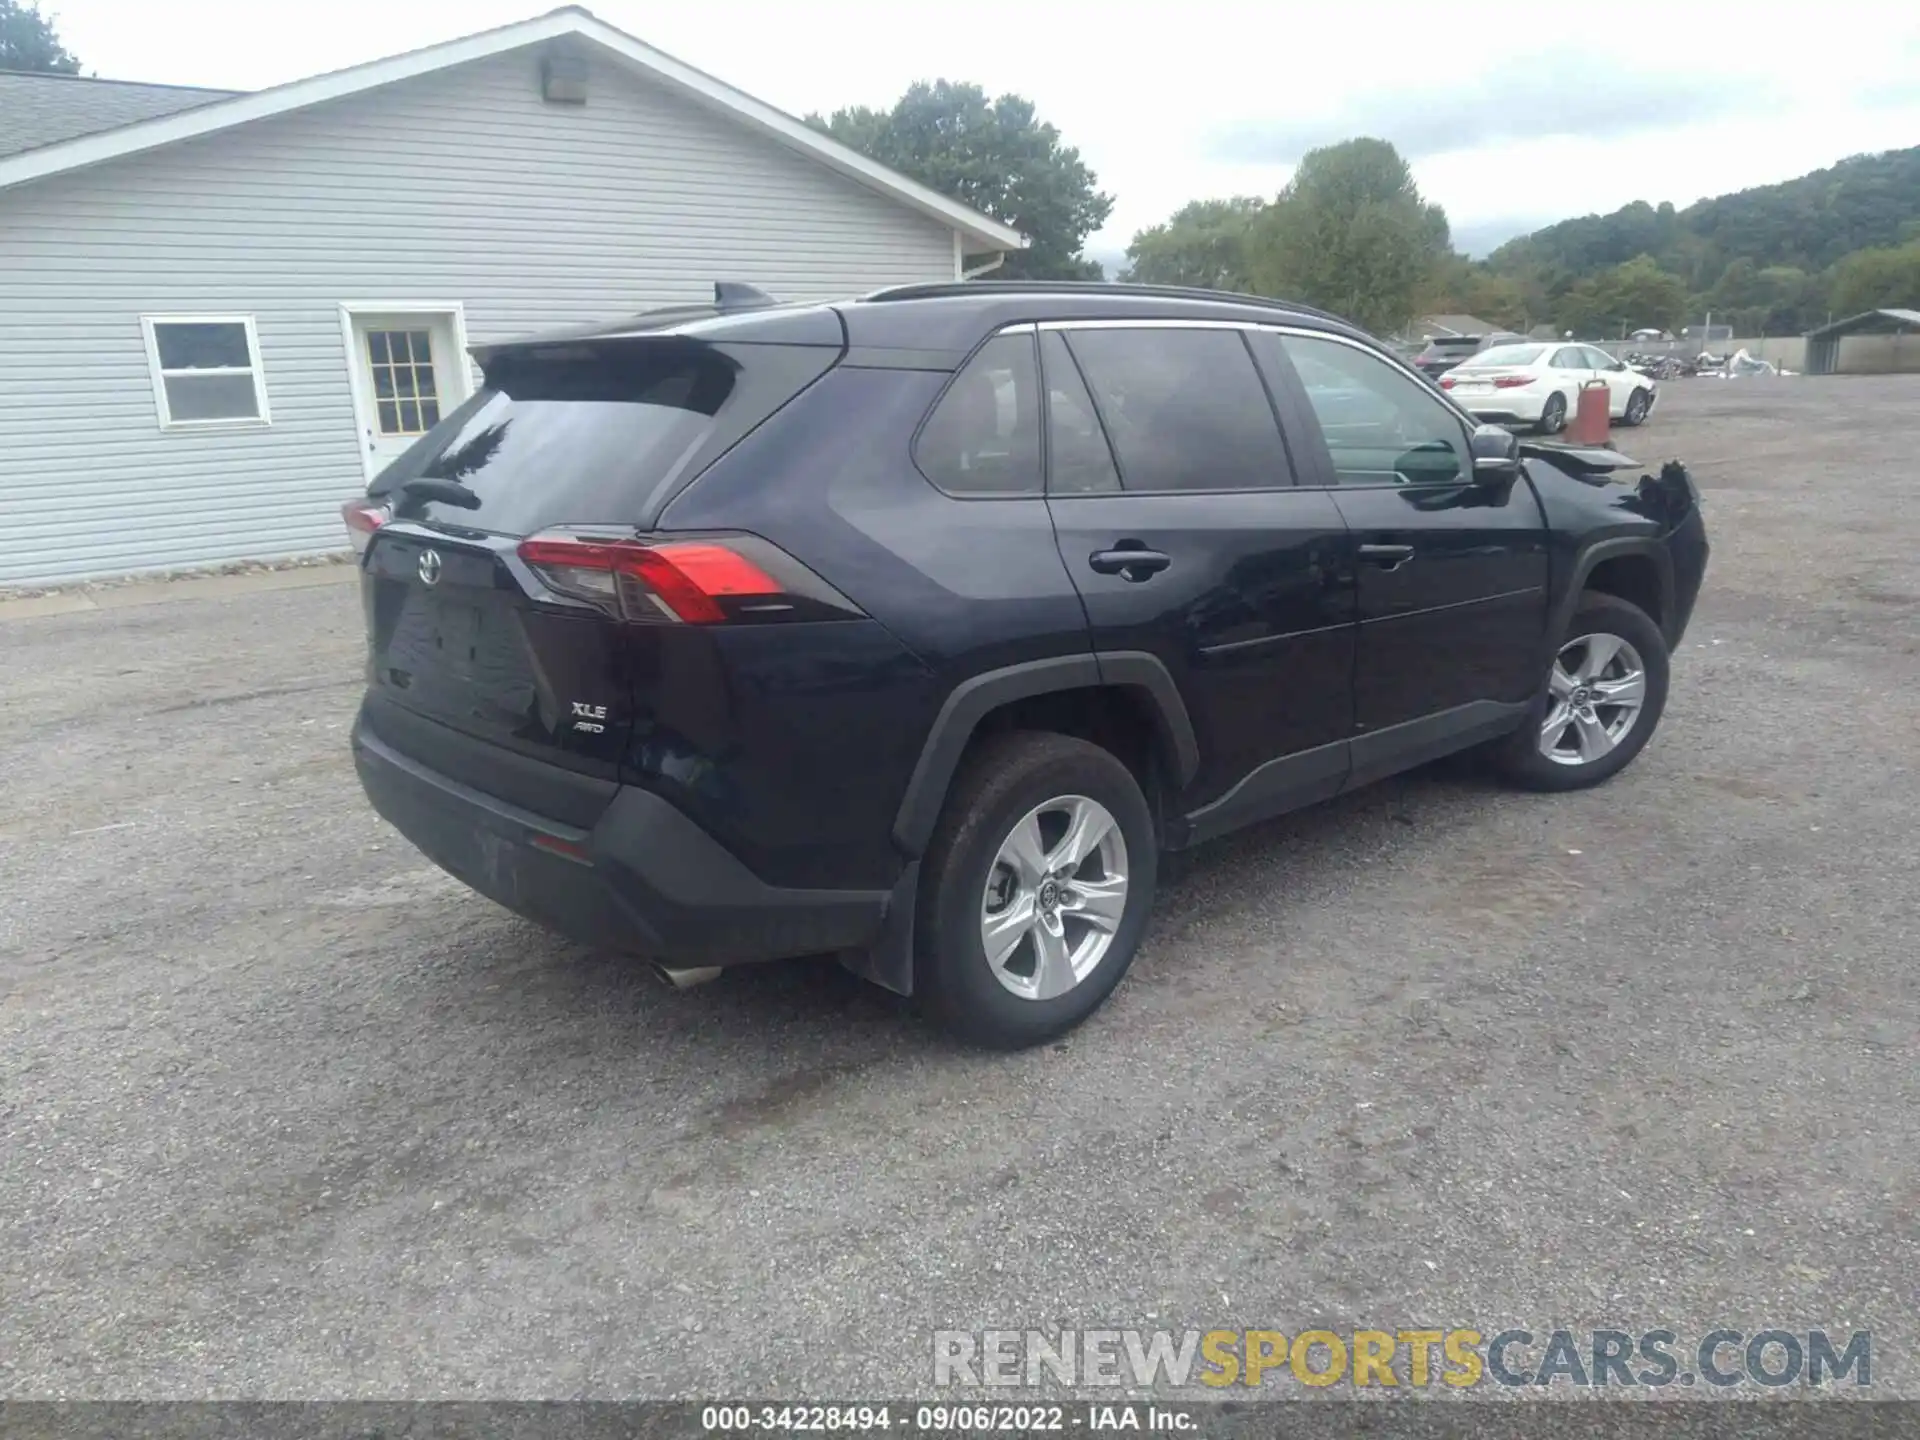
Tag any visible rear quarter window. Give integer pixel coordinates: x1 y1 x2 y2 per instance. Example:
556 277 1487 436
913 332 1043 496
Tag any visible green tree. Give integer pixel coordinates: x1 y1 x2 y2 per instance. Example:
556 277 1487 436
1558 255 1688 336
809 81 1112 280
0 0 80 72
1709 260 1822 333
1246 138 1450 334
1827 240 1920 316
1486 145 1920 300
1120 197 1267 290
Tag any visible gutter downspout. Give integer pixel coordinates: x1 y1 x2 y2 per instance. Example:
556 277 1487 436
962 253 1007 280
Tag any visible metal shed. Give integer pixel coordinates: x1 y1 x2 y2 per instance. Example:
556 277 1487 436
1804 308 1920 375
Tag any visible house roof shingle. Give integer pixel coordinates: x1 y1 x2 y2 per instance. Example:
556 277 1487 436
0 70 241 161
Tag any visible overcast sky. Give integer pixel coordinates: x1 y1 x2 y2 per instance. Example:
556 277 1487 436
43 0 1920 265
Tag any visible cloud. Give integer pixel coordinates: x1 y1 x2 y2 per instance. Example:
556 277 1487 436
1206 52 1786 165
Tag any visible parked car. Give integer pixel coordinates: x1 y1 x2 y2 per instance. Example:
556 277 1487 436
1411 331 1528 380
1439 341 1659 432
343 281 1709 1048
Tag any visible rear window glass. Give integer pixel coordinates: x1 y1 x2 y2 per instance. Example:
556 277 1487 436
1466 345 1546 367
372 347 739 534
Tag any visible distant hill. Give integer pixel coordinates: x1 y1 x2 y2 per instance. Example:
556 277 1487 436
1485 145 1920 291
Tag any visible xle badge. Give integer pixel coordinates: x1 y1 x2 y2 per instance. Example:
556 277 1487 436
570 701 608 734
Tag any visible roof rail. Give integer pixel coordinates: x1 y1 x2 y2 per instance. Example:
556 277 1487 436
861 279 1356 328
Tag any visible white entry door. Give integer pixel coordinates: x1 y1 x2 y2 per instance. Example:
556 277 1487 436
343 307 469 476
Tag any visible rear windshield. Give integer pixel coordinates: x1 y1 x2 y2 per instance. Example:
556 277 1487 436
369 339 835 534
1463 344 1546 367
1424 337 1482 351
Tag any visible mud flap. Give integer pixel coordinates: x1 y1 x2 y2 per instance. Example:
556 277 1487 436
837 861 919 995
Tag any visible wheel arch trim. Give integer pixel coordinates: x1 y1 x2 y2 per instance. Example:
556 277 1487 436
890 651 1199 858
1555 536 1677 648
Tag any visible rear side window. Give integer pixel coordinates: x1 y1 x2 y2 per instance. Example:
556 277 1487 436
1063 328 1292 492
1038 331 1120 495
372 341 835 534
915 332 1043 496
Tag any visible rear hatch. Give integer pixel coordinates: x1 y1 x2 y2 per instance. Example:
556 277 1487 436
1415 338 1481 376
352 311 845 802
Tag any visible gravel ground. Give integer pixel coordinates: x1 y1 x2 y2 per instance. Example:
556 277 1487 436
3 376 1917 1402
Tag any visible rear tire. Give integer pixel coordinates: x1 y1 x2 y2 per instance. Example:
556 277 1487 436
1492 592 1669 792
915 732 1157 1049
1537 391 1568 435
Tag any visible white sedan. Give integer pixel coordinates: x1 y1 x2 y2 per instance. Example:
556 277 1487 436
1437 342 1658 433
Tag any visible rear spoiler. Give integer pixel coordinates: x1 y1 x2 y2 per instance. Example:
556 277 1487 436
469 282 829 367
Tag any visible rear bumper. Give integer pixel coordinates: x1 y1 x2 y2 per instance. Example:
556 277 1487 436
351 705 891 964
1461 392 1548 424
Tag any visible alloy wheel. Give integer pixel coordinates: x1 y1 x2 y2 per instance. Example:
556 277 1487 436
1539 633 1648 766
980 795 1129 1001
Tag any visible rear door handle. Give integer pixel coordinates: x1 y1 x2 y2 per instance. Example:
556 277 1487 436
1357 543 1415 570
1089 547 1172 580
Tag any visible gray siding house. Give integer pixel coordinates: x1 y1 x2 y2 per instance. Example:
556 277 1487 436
0 8 1022 585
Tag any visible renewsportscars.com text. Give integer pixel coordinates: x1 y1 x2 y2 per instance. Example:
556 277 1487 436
933 1327 1872 1390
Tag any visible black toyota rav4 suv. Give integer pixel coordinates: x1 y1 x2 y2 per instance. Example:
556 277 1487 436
347 281 1708 1048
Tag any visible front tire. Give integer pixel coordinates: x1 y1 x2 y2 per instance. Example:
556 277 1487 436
1537 391 1568 435
915 732 1157 1048
1492 592 1670 792
1622 388 1652 426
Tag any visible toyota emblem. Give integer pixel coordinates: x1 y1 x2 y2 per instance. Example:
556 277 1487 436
417 549 442 587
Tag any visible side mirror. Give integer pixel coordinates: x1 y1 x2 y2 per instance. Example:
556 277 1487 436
1469 424 1522 484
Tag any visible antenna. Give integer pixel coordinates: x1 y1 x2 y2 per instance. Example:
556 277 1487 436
714 282 778 310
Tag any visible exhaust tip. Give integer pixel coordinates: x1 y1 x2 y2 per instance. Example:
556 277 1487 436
652 962 724 991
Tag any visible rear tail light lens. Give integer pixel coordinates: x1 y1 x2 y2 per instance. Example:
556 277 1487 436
1438 377 1456 389
515 531 863 625
341 498 390 555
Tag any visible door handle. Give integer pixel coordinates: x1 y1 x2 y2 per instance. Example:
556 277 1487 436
1089 547 1172 580
1357 543 1416 570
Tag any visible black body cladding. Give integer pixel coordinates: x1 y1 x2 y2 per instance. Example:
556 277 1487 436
350 282 1707 996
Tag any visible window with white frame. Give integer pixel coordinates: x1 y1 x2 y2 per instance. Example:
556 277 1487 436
141 316 270 427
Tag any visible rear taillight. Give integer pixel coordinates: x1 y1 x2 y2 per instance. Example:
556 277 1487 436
1493 375 1533 389
515 531 863 625
1438 377 1456 389
341 498 390 555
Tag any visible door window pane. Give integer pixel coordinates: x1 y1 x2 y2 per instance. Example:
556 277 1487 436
1039 331 1120 495
1063 327 1292 491
366 328 441 436
914 332 1043 496
1277 333 1467 486
1551 347 1585 369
